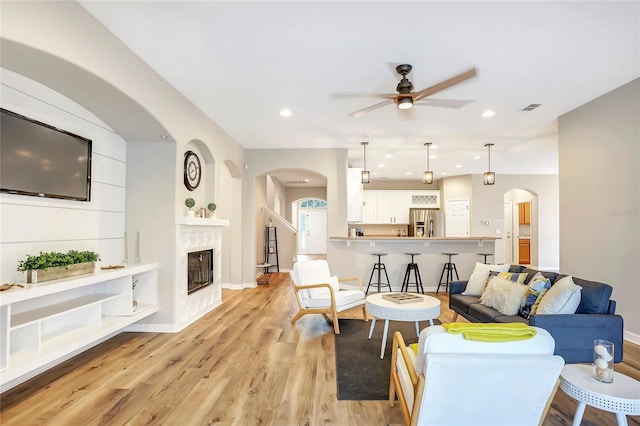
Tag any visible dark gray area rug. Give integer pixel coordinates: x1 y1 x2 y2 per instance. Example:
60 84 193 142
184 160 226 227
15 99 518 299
334 318 440 400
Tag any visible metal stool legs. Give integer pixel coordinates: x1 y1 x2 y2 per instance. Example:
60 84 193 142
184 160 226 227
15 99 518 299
366 253 392 294
437 253 459 294
401 253 424 294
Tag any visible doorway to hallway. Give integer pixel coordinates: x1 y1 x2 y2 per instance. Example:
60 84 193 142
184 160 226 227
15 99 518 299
296 199 327 255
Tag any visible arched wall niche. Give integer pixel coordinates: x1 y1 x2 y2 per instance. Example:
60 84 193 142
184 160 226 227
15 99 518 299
0 38 172 143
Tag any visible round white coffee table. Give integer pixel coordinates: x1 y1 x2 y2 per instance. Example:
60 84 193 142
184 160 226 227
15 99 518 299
559 364 640 426
365 292 441 359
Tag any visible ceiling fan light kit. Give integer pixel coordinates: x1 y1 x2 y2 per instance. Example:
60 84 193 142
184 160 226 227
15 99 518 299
397 97 413 110
483 143 496 185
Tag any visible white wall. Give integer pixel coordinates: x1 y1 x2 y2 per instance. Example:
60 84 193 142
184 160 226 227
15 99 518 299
0 69 127 282
558 78 639 341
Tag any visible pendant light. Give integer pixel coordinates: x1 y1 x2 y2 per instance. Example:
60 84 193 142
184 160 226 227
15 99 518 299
361 141 370 184
422 142 433 184
483 143 496 185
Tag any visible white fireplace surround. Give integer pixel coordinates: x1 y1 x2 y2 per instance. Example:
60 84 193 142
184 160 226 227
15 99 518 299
175 216 229 330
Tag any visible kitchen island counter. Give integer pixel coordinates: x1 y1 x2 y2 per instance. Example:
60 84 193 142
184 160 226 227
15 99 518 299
327 236 502 292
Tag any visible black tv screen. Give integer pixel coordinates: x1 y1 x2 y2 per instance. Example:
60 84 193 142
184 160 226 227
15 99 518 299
1 108 92 201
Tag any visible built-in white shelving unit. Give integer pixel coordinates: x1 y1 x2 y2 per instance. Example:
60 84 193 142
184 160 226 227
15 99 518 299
0 263 158 392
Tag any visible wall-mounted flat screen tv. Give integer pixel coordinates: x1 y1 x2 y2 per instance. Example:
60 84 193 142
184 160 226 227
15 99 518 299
1 108 92 201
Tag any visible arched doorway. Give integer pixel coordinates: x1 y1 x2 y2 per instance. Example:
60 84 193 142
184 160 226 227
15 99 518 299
294 198 328 255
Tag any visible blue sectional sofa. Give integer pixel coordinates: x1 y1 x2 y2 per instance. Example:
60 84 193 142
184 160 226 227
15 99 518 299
448 266 624 364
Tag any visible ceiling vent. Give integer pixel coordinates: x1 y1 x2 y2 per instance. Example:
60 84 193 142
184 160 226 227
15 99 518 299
521 103 541 111
285 181 308 185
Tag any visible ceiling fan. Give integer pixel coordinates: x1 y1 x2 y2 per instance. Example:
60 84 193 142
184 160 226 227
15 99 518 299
333 64 477 118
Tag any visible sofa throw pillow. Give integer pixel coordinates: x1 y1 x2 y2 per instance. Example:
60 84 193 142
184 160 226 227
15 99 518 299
518 272 552 319
308 275 340 298
536 275 582 315
495 271 528 284
480 276 529 316
462 262 510 296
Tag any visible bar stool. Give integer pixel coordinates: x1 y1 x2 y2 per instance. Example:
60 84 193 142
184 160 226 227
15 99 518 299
366 253 392 294
478 253 493 264
437 253 459 294
401 253 424 294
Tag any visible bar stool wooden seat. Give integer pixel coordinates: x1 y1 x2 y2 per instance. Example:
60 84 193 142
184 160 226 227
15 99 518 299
437 253 459 294
401 253 424 294
366 253 392 294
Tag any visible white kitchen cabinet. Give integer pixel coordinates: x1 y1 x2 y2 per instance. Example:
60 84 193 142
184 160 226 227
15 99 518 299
362 190 377 223
347 168 364 222
407 190 441 209
0 263 158 392
361 190 414 224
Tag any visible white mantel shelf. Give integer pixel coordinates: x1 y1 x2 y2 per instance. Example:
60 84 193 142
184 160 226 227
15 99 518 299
175 216 229 226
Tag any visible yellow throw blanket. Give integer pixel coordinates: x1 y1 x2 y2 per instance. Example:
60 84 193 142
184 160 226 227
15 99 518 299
442 322 537 342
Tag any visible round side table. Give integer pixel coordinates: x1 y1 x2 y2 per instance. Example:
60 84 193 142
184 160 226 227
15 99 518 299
559 364 640 426
365 292 440 359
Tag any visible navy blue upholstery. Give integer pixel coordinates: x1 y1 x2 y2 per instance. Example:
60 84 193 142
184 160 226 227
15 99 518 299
449 266 624 364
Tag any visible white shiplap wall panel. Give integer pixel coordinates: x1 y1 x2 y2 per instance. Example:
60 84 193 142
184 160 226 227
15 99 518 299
1 204 124 243
92 154 126 187
0 69 127 282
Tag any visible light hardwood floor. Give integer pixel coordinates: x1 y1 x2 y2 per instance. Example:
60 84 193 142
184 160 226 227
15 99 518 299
1 273 638 425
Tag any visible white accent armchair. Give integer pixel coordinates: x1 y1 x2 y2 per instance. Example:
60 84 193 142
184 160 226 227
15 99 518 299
289 260 367 334
389 325 564 426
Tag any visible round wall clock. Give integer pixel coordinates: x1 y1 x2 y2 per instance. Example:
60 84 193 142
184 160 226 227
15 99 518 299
183 150 201 191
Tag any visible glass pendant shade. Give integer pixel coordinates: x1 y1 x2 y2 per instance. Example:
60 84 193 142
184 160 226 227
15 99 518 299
483 143 495 185
423 142 433 184
361 141 370 184
483 171 495 185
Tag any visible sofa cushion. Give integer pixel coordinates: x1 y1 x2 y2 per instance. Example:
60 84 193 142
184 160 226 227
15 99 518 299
571 277 613 314
480 276 528 316
450 294 479 315
494 315 529 324
468 303 504 323
537 275 581 314
462 263 510 296
302 289 363 308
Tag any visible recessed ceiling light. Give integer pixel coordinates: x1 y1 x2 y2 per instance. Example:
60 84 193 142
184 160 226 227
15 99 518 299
441 172 448 176
473 156 481 160
378 164 385 168
372 172 379 175
430 155 437 159
304 179 310 182
280 109 292 117
455 165 462 168
385 154 393 159
405 172 412 175
481 110 495 118
160 135 168 140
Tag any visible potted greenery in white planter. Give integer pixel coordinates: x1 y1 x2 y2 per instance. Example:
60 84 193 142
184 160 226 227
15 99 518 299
185 197 196 217
207 202 217 218
17 250 101 284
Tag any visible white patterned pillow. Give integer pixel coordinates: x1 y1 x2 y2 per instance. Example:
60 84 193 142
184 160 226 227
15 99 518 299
462 262 510 296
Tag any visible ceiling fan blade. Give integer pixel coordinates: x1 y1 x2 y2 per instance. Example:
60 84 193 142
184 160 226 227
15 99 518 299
332 92 397 99
348 99 395 118
397 107 416 121
413 98 475 108
413 68 477 102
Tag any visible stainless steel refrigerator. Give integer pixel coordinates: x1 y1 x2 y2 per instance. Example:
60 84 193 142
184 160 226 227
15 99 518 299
409 208 440 237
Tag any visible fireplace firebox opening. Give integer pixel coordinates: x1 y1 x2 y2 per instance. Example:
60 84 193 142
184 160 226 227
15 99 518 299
187 249 214 295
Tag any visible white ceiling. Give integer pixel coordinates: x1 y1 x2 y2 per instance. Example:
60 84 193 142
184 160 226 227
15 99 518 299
80 1 639 184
